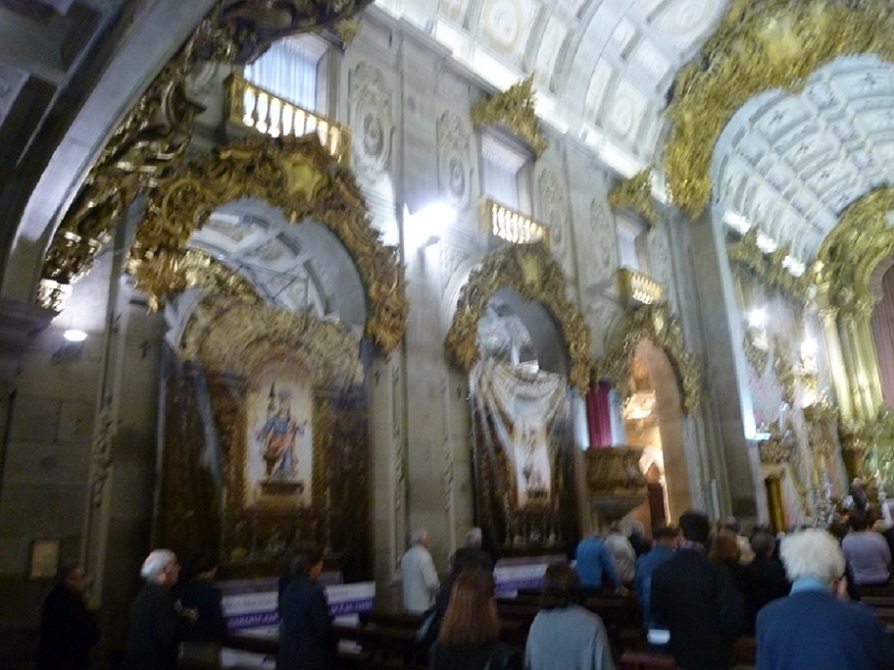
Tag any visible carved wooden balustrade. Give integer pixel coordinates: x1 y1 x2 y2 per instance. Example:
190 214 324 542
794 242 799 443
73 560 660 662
478 197 549 246
226 73 351 164
585 447 648 522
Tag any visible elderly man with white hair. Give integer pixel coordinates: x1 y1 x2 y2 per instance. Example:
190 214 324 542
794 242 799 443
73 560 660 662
400 529 440 613
126 549 192 670
756 529 894 670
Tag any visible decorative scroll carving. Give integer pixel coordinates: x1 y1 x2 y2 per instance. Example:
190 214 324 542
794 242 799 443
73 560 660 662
608 169 660 227
772 336 797 405
38 0 374 313
585 447 647 522
438 111 472 210
445 243 590 391
663 0 894 216
816 187 894 314
129 135 407 354
728 229 811 304
349 62 393 179
89 406 118 508
538 169 568 256
593 303 701 413
471 75 548 159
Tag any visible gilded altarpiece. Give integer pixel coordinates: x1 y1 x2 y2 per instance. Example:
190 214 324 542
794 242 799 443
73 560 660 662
159 297 371 580
469 359 577 557
732 258 847 526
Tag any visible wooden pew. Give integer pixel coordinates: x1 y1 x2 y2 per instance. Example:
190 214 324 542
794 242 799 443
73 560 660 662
617 651 677 669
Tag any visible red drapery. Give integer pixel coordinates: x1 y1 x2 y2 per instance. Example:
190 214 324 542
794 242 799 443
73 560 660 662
587 380 613 448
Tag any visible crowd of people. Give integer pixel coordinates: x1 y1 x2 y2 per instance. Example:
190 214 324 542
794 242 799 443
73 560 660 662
33 511 894 670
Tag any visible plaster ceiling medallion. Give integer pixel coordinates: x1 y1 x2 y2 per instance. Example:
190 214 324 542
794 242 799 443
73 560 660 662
713 54 894 268
481 0 536 60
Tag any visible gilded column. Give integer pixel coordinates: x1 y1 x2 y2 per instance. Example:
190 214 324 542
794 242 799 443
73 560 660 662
837 297 883 422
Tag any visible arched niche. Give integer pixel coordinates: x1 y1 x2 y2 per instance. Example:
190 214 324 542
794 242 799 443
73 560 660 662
128 134 407 355
445 242 590 391
634 339 689 521
594 302 701 414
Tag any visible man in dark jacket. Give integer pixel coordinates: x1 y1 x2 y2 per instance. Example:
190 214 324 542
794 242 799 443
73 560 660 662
126 549 191 670
651 511 745 670
36 563 100 670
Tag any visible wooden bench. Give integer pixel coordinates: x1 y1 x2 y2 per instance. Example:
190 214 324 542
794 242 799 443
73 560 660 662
617 651 677 669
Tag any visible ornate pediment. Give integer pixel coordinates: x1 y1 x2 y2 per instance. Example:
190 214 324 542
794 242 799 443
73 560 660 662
471 76 548 159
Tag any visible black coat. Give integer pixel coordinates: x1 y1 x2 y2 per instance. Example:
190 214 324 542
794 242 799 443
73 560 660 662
126 582 183 670
651 548 745 670
180 578 227 644
276 577 336 670
36 585 100 670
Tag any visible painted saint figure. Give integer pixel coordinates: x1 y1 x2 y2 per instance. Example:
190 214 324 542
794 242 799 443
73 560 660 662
259 387 306 478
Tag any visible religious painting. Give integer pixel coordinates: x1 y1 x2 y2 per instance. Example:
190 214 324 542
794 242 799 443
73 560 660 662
511 420 551 508
246 361 314 508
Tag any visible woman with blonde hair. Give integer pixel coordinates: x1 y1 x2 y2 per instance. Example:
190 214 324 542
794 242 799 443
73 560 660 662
429 567 521 670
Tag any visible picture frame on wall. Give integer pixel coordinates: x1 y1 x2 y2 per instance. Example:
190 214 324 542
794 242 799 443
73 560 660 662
28 538 61 580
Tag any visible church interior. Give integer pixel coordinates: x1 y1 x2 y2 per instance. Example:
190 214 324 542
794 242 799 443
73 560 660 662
2 0 894 665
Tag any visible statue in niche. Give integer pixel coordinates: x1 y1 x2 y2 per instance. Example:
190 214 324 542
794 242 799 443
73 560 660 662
259 386 307 479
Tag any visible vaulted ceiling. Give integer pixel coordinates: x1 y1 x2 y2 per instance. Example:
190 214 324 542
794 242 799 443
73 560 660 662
380 0 894 273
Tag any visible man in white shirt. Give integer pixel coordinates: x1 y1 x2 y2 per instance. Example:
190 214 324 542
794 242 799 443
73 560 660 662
400 529 440 613
604 521 637 585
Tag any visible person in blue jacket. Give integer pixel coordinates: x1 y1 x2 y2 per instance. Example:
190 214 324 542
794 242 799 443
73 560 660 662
756 528 894 670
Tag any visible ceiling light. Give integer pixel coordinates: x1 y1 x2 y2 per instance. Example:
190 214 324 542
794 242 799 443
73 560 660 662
63 329 88 342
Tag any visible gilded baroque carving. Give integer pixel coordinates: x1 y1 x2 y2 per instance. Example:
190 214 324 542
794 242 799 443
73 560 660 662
585 447 648 521
593 303 701 413
663 0 894 215
349 62 392 178
38 0 374 313
437 111 472 210
445 243 590 391
743 330 770 377
181 295 364 387
471 75 548 159
607 169 659 227
180 248 264 304
215 0 375 64
334 16 362 48
129 135 408 354
816 187 894 316
729 229 811 304
772 336 797 405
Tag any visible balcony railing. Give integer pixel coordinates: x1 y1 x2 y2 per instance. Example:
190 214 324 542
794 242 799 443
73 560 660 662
226 74 351 163
617 267 665 307
479 198 548 246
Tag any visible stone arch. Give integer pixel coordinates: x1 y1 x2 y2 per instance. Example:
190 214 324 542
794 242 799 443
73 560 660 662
445 242 590 391
127 134 407 354
635 339 690 519
593 302 701 414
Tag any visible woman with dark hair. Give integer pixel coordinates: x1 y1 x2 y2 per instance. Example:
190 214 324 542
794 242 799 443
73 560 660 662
524 563 615 670
708 529 749 597
429 567 521 670
276 543 337 670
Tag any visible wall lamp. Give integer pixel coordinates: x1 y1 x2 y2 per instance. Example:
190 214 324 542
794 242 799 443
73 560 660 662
52 329 88 364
